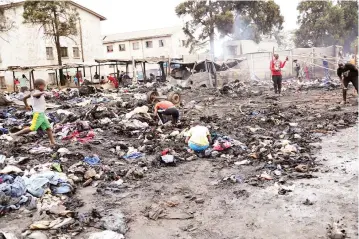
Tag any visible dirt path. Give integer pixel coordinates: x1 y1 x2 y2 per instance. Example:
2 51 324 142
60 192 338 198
105 125 357 239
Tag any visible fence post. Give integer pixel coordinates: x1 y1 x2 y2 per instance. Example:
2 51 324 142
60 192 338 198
290 50 293 77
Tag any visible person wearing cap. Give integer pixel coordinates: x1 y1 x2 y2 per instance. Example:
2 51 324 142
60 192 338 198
337 61 358 104
153 100 179 125
270 54 288 95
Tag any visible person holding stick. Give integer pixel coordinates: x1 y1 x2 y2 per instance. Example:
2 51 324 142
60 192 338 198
337 61 358 104
270 54 288 95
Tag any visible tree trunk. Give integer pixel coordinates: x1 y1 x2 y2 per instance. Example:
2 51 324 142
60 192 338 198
209 30 215 57
208 0 215 57
53 10 65 86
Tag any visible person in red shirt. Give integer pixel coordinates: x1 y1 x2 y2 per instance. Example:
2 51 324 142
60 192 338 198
270 54 288 94
154 100 179 125
107 75 119 88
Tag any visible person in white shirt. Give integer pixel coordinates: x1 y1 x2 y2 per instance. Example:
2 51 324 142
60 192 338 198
12 79 55 145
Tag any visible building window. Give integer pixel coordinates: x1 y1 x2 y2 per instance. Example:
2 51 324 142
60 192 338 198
182 40 186 47
159 40 164 47
119 44 126 51
145 41 153 48
133 42 139 50
73 47 80 58
107 45 113 53
109 65 114 68
60 47 68 58
46 47 54 60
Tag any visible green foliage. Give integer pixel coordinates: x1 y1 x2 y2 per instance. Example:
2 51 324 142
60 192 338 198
23 1 79 85
175 0 283 54
23 1 79 38
232 1 283 43
295 0 358 51
175 0 233 53
0 1 15 33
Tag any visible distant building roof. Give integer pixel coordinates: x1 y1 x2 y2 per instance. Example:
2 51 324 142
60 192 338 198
103 26 183 44
0 1 106 21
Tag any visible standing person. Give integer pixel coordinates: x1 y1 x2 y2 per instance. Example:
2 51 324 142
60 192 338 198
19 74 29 92
293 60 301 78
322 56 330 80
73 76 79 87
153 100 179 125
337 62 358 104
270 54 288 94
14 78 20 92
94 72 99 80
185 121 211 153
12 79 55 145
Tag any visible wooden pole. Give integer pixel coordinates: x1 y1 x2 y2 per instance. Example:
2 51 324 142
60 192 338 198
211 61 217 87
132 57 136 84
28 71 32 90
98 63 101 79
143 62 146 81
31 70 35 89
90 66 93 82
12 71 15 92
55 70 59 87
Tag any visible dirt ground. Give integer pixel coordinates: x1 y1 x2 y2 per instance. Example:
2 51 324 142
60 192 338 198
76 125 357 239
0 82 358 239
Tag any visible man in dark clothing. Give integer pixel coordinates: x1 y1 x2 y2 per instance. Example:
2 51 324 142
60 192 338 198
270 54 288 94
94 72 99 80
337 62 358 104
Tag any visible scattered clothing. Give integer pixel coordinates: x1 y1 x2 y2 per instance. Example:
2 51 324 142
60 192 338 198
84 155 101 165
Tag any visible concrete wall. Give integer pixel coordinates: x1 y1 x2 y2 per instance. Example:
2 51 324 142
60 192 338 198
102 29 190 76
0 4 104 90
223 40 278 60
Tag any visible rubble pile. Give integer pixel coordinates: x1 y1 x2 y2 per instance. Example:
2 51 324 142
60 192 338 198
0 78 357 238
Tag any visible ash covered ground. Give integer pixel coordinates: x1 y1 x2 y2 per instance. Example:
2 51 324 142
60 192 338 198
0 79 358 239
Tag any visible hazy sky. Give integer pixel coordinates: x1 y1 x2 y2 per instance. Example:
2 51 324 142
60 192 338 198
75 0 300 35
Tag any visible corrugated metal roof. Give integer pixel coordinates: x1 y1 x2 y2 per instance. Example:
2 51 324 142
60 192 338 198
103 26 183 44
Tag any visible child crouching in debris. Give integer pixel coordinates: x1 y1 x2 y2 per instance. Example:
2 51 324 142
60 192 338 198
185 121 211 153
12 79 56 145
337 62 358 104
154 100 179 125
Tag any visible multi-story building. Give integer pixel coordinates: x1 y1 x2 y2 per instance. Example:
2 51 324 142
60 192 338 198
102 26 191 76
0 1 106 89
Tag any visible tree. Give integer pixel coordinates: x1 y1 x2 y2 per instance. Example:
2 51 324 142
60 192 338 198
23 1 79 85
295 0 358 52
0 0 15 35
175 0 283 55
232 1 283 43
339 0 358 52
175 1 233 55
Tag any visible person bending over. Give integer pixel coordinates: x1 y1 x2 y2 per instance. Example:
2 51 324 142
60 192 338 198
185 122 211 153
154 100 179 125
337 62 358 104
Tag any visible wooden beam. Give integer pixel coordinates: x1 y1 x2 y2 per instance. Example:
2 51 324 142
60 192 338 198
12 71 15 92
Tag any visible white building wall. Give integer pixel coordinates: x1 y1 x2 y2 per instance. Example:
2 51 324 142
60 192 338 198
102 29 191 76
0 4 104 89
